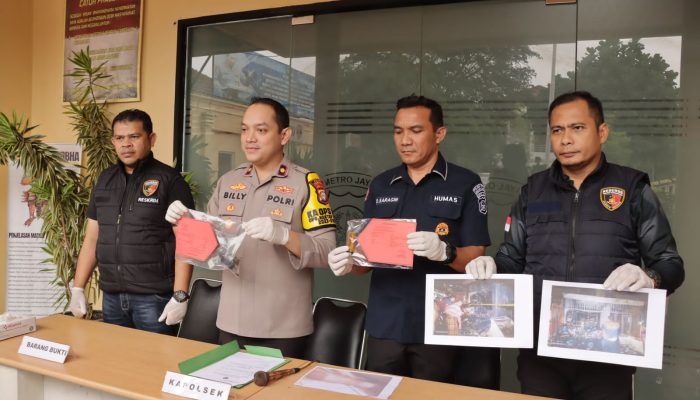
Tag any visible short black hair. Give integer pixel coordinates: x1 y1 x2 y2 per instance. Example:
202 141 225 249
112 109 153 134
396 95 444 129
548 91 605 127
250 97 290 130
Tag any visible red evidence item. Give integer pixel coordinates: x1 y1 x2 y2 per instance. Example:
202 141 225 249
175 216 219 262
357 219 416 267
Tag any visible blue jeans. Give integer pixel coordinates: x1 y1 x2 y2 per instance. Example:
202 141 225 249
102 292 177 336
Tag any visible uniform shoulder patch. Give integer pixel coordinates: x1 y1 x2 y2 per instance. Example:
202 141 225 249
600 187 625 211
302 172 336 231
472 183 487 215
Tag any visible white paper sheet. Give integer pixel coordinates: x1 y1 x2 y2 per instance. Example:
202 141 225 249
295 366 401 399
425 274 533 348
189 352 285 386
538 280 666 369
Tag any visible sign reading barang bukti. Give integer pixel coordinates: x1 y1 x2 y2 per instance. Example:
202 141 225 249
63 0 142 102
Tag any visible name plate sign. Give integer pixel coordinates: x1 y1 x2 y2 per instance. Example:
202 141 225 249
162 371 231 400
18 336 70 363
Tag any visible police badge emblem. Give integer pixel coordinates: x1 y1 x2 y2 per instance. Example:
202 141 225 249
600 187 625 211
142 179 159 197
435 222 449 236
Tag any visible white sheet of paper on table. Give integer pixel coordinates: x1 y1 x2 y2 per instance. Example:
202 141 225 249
189 351 285 386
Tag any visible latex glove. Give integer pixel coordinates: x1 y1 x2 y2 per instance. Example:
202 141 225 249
166 200 190 225
407 231 447 261
466 256 496 279
328 246 354 276
70 287 87 318
242 217 289 245
603 263 654 292
158 298 188 325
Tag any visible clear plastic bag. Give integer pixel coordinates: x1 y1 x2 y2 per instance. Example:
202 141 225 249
346 218 415 270
176 209 245 273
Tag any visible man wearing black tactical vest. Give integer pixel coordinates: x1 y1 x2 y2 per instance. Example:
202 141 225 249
70 109 195 335
465 91 684 399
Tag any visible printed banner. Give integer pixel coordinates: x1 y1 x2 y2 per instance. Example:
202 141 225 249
63 0 142 102
6 144 82 316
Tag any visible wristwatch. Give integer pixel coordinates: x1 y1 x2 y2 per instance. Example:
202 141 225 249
173 290 190 303
644 268 661 289
442 242 457 265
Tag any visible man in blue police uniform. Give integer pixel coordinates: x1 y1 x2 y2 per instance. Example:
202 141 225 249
328 95 493 384
466 91 684 399
71 109 195 335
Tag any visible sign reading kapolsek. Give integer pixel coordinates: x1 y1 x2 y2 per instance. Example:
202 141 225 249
63 0 142 102
161 371 231 400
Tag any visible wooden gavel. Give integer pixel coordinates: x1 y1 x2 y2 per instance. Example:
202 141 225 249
253 360 314 386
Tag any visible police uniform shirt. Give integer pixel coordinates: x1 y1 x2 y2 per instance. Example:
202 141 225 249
208 158 336 338
364 152 491 343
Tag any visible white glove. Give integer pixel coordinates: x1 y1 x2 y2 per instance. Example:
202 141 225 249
242 217 289 245
158 298 188 325
407 231 447 262
166 200 190 225
328 246 354 276
466 256 496 279
603 263 654 292
70 287 87 318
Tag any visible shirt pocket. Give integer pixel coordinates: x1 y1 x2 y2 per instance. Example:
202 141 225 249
427 201 462 220
262 204 294 224
371 201 400 218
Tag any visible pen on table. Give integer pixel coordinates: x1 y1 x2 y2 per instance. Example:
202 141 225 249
253 359 315 386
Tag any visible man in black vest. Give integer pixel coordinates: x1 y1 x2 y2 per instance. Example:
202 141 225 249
70 109 195 335
467 91 684 399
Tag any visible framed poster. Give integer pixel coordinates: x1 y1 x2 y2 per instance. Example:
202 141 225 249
425 274 533 348
63 0 143 102
538 280 667 369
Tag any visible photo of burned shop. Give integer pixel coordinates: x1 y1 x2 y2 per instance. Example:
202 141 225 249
547 287 648 356
433 279 515 338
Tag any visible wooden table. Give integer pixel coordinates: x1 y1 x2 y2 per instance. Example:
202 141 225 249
245 362 550 400
0 314 264 399
0 314 550 400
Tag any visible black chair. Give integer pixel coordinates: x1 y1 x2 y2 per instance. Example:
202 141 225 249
306 297 367 369
453 347 500 390
177 278 222 344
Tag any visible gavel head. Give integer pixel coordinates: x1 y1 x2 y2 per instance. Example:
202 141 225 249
253 371 270 386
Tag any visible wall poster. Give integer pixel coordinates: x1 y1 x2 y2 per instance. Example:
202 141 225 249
63 0 143 102
6 144 82 316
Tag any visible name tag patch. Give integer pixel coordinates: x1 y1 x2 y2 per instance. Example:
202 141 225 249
376 196 399 205
431 195 462 205
137 197 160 204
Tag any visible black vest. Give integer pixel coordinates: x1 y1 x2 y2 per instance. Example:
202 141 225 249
524 159 648 301
92 154 180 294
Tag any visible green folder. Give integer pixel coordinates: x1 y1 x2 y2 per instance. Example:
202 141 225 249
178 341 290 388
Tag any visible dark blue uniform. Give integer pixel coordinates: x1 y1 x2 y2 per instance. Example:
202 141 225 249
363 153 491 383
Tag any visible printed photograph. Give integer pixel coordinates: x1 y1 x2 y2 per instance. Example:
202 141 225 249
546 286 648 356
432 278 515 338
